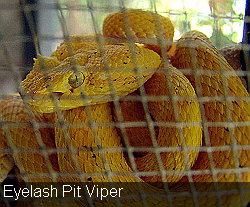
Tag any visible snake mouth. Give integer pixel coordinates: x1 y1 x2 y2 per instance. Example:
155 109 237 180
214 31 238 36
28 92 65 101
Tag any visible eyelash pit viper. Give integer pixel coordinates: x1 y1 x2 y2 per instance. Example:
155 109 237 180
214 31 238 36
0 8 249 207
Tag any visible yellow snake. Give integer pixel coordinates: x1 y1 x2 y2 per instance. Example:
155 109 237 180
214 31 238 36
0 9 249 207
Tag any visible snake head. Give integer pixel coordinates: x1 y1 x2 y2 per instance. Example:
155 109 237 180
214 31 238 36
20 43 161 113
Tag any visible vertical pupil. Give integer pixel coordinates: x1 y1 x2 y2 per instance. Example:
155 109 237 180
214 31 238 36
68 71 84 88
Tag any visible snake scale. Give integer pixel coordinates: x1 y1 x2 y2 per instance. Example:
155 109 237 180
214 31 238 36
0 9 250 207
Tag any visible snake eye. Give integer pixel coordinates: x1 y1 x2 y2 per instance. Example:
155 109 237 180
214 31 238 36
68 72 85 88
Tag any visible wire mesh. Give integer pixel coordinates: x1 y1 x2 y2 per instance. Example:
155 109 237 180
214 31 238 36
0 0 250 207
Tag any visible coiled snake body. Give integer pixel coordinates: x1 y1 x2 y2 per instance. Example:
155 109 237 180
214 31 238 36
0 9 250 207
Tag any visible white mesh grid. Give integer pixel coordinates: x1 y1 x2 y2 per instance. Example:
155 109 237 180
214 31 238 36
0 0 250 207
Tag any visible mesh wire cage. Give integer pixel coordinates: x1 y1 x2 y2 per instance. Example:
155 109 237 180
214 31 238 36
0 0 250 207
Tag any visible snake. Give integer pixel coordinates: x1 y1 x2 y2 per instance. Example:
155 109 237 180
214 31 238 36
0 8 249 207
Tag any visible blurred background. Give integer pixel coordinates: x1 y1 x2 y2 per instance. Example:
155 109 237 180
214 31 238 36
38 0 246 54
0 0 247 96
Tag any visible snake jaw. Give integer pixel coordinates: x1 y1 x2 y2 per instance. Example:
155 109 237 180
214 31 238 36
21 70 154 113
22 70 159 113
